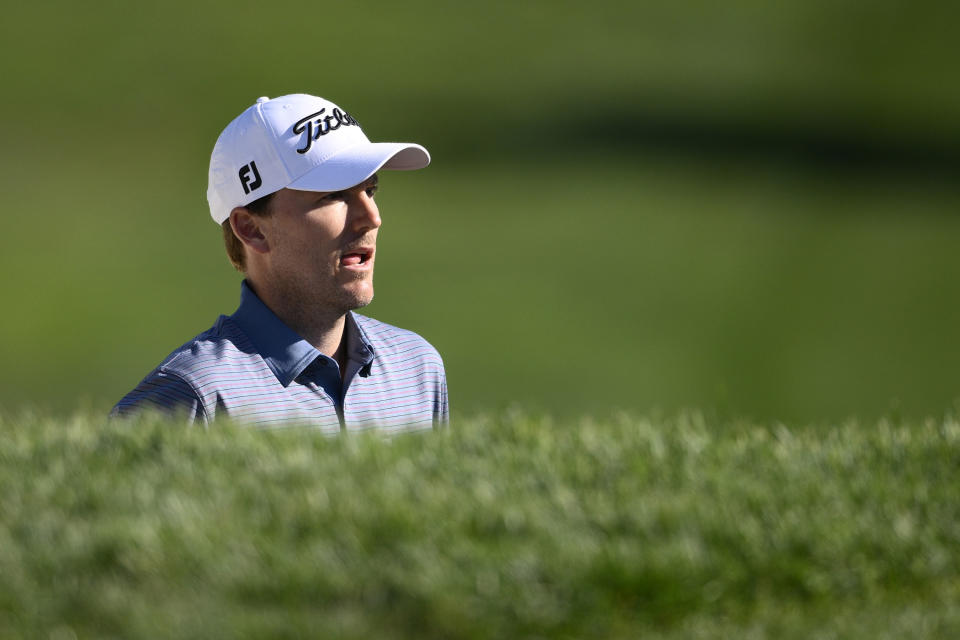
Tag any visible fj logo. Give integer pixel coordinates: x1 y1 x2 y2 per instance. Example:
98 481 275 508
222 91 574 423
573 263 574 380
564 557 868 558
239 161 262 195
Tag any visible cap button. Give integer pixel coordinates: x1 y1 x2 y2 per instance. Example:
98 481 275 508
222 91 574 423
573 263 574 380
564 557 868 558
256 96 270 104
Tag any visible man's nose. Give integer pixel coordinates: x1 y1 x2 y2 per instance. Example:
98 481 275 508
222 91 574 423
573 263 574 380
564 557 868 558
349 191 382 232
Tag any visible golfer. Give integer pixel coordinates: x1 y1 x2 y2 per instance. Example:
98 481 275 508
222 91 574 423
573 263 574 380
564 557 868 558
112 93 448 433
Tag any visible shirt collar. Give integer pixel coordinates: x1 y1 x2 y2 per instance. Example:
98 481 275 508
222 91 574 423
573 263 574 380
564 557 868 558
344 312 376 368
229 281 375 387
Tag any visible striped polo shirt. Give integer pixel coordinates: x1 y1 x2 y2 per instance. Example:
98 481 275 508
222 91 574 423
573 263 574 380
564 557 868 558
112 282 448 434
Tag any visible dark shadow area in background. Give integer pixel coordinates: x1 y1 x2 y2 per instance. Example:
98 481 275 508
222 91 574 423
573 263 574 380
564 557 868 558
425 103 960 180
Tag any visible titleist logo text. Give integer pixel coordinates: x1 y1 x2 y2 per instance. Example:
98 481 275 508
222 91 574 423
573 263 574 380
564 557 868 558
292 108 359 154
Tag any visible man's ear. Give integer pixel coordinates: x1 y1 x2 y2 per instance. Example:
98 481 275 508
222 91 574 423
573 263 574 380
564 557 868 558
229 208 270 255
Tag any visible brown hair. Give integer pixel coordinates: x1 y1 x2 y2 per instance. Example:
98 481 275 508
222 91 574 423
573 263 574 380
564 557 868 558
222 192 275 272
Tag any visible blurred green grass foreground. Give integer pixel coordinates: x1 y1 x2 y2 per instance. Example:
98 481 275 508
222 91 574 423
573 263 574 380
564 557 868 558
1 412 958 638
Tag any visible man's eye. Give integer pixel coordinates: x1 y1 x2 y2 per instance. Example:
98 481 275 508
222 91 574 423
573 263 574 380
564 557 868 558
322 191 345 202
366 186 378 197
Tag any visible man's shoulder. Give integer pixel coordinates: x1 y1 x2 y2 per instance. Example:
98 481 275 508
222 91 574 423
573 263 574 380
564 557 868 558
150 315 262 379
111 315 273 421
352 314 444 364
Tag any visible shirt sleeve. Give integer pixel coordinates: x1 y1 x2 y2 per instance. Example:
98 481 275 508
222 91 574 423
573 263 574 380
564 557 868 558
110 369 207 424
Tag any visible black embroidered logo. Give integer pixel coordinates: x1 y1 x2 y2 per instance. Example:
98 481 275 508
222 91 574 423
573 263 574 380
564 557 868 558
292 108 359 154
239 160 262 195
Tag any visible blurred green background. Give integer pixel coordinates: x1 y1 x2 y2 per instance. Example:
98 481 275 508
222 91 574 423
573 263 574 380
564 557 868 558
1 0 958 423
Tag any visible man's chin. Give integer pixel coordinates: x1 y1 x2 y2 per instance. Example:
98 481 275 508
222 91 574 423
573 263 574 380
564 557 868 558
342 285 374 311
349 295 374 310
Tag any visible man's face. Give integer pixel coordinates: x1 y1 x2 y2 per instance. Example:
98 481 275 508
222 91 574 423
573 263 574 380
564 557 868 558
258 175 381 314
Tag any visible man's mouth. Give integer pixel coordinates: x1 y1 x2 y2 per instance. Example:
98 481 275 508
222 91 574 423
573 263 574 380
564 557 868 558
340 248 374 267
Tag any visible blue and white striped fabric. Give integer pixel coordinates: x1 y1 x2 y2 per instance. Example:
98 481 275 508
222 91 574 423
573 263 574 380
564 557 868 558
112 282 448 434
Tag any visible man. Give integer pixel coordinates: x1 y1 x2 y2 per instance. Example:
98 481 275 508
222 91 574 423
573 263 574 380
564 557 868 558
112 94 448 434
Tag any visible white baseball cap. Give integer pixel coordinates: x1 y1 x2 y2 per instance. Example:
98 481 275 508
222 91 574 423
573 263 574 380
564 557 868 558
207 94 430 224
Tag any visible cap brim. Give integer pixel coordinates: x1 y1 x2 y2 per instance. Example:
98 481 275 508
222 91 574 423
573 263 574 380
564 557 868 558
287 142 430 193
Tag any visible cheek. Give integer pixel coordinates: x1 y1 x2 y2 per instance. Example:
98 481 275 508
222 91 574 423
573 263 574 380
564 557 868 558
270 218 344 268
296 235 341 273
277 226 331 255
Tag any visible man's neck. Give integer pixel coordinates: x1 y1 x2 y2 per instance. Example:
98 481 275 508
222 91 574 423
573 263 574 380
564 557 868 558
246 279 348 359
293 312 347 360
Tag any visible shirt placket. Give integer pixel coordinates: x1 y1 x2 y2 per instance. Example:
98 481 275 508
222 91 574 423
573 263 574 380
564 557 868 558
298 357 345 430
